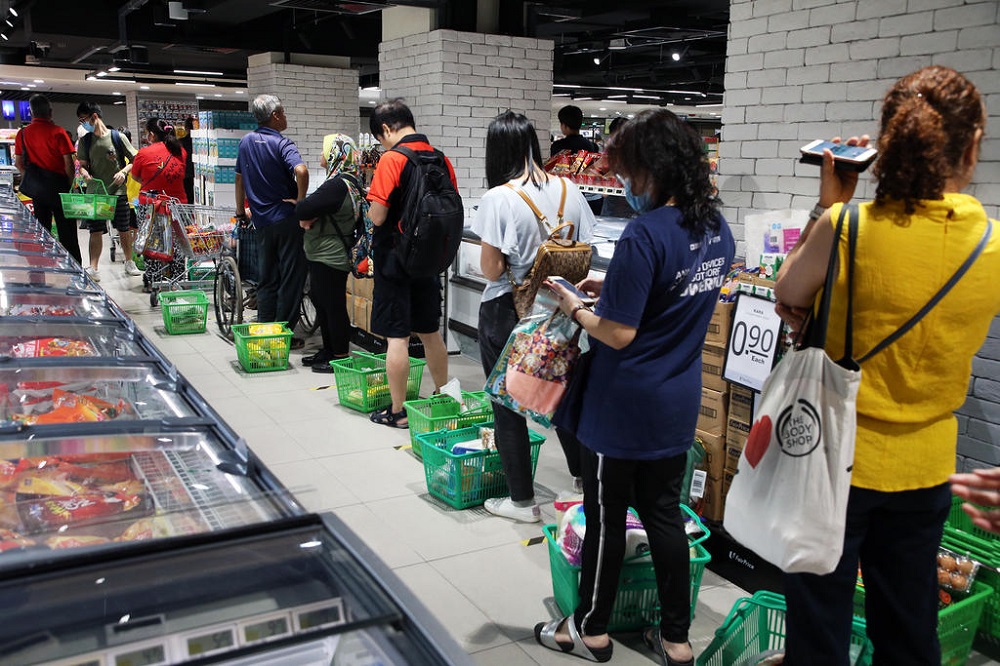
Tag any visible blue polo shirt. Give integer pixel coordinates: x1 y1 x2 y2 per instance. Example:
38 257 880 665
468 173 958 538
235 126 304 228
561 206 735 460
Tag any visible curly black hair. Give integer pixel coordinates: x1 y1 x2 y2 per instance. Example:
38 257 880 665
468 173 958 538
604 108 721 235
874 66 984 213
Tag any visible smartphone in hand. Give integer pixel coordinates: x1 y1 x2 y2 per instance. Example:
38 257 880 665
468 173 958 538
799 140 877 172
548 276 596 305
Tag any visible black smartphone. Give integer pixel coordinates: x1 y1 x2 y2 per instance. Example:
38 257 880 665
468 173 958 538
548 276 596 305
799 139 878 172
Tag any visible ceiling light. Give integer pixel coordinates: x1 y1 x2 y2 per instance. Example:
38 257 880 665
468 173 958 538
671 52 681 61
139 85 150 90
593 57 600 65
33 79 43 83
97 71 107 77
113 91 122 96
174 69 224 76
0 34 7 41
86 76 97 81
599 107 607 111
4 20 11 27
176 82 215 88
19 87 28 91
607 95 628 99
213 93 222 97
634 95 661 100
361 86 379 92
9 8 17 17
25 83 34 87
108 66 120 72
196 95 204 99
235 90 245 95
608 38 626 51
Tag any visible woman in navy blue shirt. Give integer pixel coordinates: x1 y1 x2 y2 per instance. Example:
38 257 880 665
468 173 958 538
537 109 735 665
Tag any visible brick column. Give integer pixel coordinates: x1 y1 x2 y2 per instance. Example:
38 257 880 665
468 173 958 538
378 29 554 211
719 0 1000 469
246 53 359 175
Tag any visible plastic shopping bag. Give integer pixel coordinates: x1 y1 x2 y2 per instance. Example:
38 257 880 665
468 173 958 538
141 198 174 262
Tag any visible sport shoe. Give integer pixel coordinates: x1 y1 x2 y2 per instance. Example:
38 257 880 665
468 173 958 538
123 260 141 276
85 267 101 283
484 497 541 523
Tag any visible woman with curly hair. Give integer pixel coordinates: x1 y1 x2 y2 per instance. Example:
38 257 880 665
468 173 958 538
775 66 999 664
536 108 734 665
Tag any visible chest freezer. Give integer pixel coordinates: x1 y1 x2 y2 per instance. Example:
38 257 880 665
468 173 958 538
0 322 146 359
0 252 80 271
0 289 121 320
0 267 93 291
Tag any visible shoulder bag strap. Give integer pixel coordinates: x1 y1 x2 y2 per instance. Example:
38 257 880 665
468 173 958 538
805 203 855 352
858 217 993 364
556 177 568 231
502 182 551 288
141 154 173 191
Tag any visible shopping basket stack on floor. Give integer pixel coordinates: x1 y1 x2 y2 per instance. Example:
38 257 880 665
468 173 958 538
403 391 494 459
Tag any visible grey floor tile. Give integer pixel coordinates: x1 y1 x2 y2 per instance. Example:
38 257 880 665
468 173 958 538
330 504 423 570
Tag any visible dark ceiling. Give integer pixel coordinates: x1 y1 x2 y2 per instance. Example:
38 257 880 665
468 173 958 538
0 0 729 105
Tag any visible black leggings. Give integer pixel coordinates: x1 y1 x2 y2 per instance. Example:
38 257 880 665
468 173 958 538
308 261 351 357
574 446 690 642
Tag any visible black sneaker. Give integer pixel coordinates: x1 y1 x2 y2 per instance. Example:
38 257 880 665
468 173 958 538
311 362 336 374
301 351 332 366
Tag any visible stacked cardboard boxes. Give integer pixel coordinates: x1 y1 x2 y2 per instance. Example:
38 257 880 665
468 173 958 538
346 275 376 335
698 299 733 522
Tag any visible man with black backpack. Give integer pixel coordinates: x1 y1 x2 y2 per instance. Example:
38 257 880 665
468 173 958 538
76 101 139 281
366 99 462 428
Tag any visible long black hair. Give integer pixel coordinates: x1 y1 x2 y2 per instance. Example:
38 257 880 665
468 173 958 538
146 117 183 159
605 108 721 234
485 111 544 189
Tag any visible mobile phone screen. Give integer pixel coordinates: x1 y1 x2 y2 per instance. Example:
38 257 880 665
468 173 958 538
549 277 593 302
803 141 872 160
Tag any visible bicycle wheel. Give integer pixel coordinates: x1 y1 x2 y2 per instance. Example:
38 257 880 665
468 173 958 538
298 273 320 336
214 255 243 339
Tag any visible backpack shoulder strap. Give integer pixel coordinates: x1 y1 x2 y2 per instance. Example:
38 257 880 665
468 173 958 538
78 133 92 163
503 183 548 227
555 177 567 225
110 129 127 169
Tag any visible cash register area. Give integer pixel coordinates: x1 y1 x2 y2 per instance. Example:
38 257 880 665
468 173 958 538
59 225 999 666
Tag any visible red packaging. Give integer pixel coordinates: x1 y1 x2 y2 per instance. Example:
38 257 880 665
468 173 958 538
18 491 150 535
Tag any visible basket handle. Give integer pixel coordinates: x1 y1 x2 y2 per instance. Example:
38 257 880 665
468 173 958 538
71 178 109 195
712 591 788 641
680 503 711 547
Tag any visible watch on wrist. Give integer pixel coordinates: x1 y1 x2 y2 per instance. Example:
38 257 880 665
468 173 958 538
808 203 826 222
571 304 591 325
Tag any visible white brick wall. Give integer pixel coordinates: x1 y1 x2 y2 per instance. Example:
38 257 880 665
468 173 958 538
720 0 1000 469
246 61 359 178
379 29 554 211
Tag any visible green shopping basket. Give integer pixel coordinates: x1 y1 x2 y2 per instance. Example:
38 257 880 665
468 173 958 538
403 391 494 458
330 351 426 413
60 179 117 220
544 504 710 632
158 289 208 335
232 322 293 373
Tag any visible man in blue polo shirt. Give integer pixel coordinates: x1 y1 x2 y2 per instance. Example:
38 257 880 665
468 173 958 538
235 94 309 342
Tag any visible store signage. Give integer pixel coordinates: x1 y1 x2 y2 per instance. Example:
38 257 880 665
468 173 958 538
722 293 783 391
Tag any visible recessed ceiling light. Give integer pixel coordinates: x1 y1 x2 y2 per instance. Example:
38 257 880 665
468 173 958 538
671 52 681 61
86 76 97 81
113 91 122 95
25 83 35 87
139 85 150 90
0 34 7 41
4 20 12 27
9 8 17 17
213 93 222 97
235 90 245 95
174 69 224 76
175 82 215 88
97 71 107 77
108 66 120 72
19 87 28 91
599 107 606 111
33 79 43 83
196 95 204 99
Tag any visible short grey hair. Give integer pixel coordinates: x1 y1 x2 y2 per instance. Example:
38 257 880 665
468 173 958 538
29 94 52 119
251 94 282 124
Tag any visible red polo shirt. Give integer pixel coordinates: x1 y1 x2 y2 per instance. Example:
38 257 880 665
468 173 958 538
14 118 75 175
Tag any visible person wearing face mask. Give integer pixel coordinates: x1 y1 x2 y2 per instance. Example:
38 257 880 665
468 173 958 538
537 108 734 665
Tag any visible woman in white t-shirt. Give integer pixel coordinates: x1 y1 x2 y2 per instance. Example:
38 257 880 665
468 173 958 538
472 111 596 523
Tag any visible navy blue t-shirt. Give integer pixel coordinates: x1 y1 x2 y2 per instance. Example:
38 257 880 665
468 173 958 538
571 205 735 460
235 126 304 228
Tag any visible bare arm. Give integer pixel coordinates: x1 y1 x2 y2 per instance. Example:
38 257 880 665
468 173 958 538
14 154 24 177
480 242 506 282
294 164 309 201
369 201 388 227
63 154 74 181
234 173 248 219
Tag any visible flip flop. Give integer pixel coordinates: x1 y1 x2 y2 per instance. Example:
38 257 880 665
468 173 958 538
643 627 693 666
369 406 408 429
533 616 613 663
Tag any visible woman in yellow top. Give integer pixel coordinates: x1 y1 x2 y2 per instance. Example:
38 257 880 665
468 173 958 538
775 66 1000 665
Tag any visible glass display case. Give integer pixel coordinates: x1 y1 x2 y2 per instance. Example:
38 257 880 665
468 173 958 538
0 252 80 271
0 289 121 321
0 236 63 256
0 267 94 291
0 322 146 358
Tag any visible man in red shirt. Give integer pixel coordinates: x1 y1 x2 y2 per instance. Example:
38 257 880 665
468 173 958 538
366 99 455 428
14 94 79 263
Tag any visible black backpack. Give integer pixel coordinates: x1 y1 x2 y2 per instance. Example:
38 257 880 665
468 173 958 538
392 145 464 278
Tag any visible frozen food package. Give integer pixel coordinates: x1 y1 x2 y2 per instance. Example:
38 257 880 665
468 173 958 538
8 337 97 358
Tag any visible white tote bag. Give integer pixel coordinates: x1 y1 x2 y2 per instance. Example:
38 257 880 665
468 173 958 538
724 205 861 575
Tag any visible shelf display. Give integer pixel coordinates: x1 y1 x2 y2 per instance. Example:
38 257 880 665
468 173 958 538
0 184 472 665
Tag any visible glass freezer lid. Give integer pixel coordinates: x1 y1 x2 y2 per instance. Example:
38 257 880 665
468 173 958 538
0 431 296 565
0 517 404 666
0 289 119 320
0 362 199 429
0 321 145 358
0 253 79 271
0 267 92 290
0 237 62 255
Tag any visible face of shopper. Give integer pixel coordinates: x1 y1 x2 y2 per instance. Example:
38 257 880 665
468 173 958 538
270 107 288 132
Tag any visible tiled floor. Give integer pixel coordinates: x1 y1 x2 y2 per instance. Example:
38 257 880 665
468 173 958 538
91 237 997 665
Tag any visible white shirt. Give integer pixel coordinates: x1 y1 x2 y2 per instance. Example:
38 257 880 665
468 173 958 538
472 176 596 303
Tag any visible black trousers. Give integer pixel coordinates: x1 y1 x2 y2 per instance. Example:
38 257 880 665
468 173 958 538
478 294 535 502
783 483 951 666
34 196 82 265
308 261 351 357
574 446 690 642
256 216 307 331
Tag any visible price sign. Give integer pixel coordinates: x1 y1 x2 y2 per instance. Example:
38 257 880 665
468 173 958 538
722 293 783 392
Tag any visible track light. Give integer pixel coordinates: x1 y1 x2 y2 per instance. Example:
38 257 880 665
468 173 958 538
593 56 600 65
8 8 17 17
672 52 681 61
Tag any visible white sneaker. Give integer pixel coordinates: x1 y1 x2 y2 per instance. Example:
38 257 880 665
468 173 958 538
123 260 141 277
483 497 541 523
85 267 101 282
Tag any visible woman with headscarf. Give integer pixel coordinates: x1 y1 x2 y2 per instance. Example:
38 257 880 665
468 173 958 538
293 134 364 371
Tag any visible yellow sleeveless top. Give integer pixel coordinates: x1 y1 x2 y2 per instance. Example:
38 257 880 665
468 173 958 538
822 194 1000 491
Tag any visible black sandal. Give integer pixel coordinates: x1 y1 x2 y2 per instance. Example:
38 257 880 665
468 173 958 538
369 407 408 429
643 628 693 666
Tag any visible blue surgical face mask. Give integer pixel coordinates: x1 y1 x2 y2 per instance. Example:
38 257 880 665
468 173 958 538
621 177 654 213
81 122 94 133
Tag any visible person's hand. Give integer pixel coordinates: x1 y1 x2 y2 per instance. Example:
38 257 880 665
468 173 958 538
818 135 870 208
576 277 604 299
299 218 315 230
282 198 298 205
112 170 127 187
79 171 92 182
543 278 586 319
950 468 1000 535
775 302 810 336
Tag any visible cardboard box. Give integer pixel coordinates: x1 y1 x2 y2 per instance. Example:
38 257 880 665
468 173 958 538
696 429 726 479
705 300 734 347
729 385 755 425
725 440 744 473
701 474 725 523
702 344 727 392
722 469 735 497
346 273 356 296
727 417 751 450
353 276 374 300
353 296 369 331
697 387 728 435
